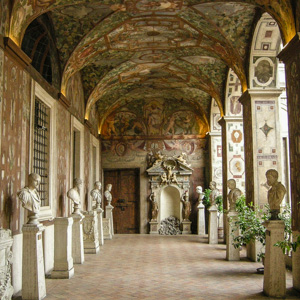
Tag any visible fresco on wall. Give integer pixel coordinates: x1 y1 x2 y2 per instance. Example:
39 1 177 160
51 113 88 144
101 98 208 138
0 0 10 36
56 103 71 217
0 55 31 232
66 71 85 122
226 69 243 116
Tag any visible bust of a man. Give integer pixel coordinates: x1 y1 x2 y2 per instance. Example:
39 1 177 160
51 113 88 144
104 184 112 206
90 181 102 210
209 181 218 207
266 169 286 220
67 178 82 214
17 173 41 224
227 179 242 212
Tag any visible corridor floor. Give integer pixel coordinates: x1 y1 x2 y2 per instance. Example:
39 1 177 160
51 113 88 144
45 234 299 300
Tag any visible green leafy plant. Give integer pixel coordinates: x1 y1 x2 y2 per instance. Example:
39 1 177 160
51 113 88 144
202 189 223 213
215 195 223 213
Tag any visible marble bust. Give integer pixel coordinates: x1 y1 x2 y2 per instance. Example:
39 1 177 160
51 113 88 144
17 173 42 224
196 186 204 200
104 184 113 206
227 179 242 212
181 190 191 220
149 192 159 221
67 178 82 214
209 181 218 207
90 181 102 209
266 169 286 220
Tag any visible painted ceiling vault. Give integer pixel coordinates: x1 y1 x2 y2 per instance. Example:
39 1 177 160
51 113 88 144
8 0 296 137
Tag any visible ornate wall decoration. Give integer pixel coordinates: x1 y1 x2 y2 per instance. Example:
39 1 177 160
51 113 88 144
253 57 275 87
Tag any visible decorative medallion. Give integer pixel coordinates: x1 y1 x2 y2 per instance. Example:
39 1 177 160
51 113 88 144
260 121 273 138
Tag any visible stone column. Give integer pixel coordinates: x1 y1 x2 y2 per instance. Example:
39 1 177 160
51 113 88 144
22 224 46 300
197 201 205 235
51 217 74 279
0 229 14 299
72 213 84 264
208 205 218 244
105 204 114 236
226 211 240 261
95 208 104 246
278 33 300 292
240 89 283 261
263 220 286 298
82 211 100 254
103 218 112 240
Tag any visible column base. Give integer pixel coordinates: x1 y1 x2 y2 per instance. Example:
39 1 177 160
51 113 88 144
51 268 74 279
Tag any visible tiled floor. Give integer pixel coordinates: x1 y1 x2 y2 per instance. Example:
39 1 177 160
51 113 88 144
44 234 299 300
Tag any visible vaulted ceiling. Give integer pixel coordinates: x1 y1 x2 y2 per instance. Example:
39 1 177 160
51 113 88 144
9 0 296 134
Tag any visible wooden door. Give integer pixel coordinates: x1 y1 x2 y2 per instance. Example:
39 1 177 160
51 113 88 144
104 169 139 234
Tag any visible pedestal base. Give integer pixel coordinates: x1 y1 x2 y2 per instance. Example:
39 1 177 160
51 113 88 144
22 224 46 300
263 220 286 298
96 208 104 246
292 231 300 291
197 204 205 235
226 212 240 261
72 213 85 264
208 206 218 244
103 218 112 240
83 211 100 254
105 205 114 236
149 220 159 234
51 217 74 279
181 220 192 234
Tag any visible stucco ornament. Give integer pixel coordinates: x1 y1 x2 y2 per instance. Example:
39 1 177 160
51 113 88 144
17 173 41 224
67 178 82 214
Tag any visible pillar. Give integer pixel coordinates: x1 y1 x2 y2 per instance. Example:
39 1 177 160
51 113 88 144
82 211 100 254
105 204 114 236
103 218 112 240
72 213 84 264
51 217 74 279
240 88 283 261
278 33 300 292
197 201 205 235
22 224 46 300
208 205 218 244
263 220 286 297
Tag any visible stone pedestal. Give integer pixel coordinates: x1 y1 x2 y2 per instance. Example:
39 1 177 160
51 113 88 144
292 230 300 291
103 218 112 240
149 220 159 234
105 204 114 236
208 205 218 244
263 220 286 298
72 213 84 264
83 211 100 254
197 202 205 235
181 220 192 234
22 224 46 300
226 211 240 261
95 208 104 246
51 217 74 279
0 229 14 300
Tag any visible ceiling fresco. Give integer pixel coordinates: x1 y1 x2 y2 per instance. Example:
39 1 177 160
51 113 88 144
8 0 298 135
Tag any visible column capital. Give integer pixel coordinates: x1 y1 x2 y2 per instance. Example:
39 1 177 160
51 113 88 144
278 33 300 63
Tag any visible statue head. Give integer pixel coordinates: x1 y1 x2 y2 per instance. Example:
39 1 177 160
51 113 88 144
266 169 278 187
94 181 101 189
196 186 203 194
28 173 41 190
227 179 236 190
209 181 216 190
73 178 83 188
106 184 112 191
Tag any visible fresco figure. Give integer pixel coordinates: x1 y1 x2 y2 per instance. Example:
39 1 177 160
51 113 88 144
165 115 176 135
265 169 286 220
17 173 41 224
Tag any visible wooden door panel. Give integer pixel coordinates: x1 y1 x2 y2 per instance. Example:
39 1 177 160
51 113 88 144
104 169 139 234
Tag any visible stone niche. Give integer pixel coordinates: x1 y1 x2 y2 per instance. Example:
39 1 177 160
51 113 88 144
146 152 193 233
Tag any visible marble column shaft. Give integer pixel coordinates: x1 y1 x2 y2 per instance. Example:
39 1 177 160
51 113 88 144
226 212 240 261
51 217 74 279
22 224 46 300
72 213 85 264
263 221 286 298
208 205 218 244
